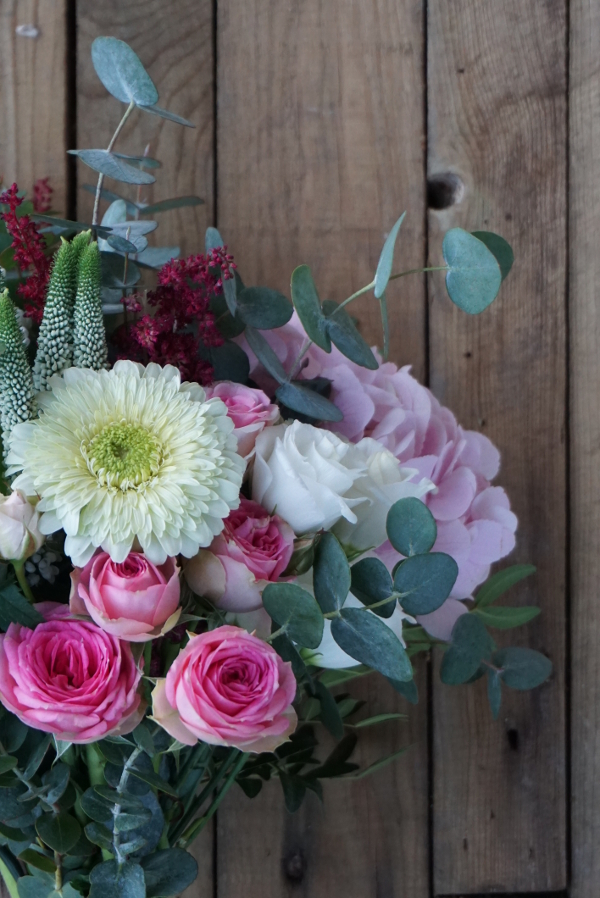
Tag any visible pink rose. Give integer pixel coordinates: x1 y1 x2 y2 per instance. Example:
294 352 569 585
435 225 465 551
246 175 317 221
0 606 144 743
151 625 297 752
184 497 294 612
204 382 279 458
70 552 181 642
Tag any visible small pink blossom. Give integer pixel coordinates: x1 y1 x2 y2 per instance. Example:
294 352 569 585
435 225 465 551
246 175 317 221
204 382 279 458
184 496 294 612
70 552 181 642
151 625 297 752
0 604 144 743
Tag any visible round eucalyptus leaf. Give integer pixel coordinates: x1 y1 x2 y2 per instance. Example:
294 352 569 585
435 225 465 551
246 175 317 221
236 287 293 329
68 150 156 186
386 497 437 557
291 265 330 352
394 552 458 615
101 252 140 289
89 860 146 898
322 300 378 370
141 848 199 898
350 557 395 618
313 532 351 613
331 607 413 681
374 211 406 298
106 233 138 254
244 326 287 384
36 812 81 854
471 230 514 281
439 613 493 685
262 583 324 649
91 37 158 106
443 227 502 314
493 647 552 690
276 381 343 422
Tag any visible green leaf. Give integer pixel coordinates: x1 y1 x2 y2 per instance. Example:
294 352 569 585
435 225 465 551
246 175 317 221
139 196 204 216
348 746 409 780
206 340 250 384
471 231 514 280
132 722 155 756
394 553 458 615
0 583 44 630
387 676 419 704
0 713 28 753
0 757 17 775
310 733 358 779
350 557 395 619
378 292 390 360
487 670 502 719
114 810 152 833
93 786 145 811
17 875 55 898
68 150 156 185
474 564 536 608
351 712 407 728
205 227 224 251
139 104 195 127
36 813 81 854
263 583 324 649
52 739 73 762
331 608 412 681
472 605 541 630
17 849 56 875
128 769 178 799
101 252 141 289
0 821 30 842
106 234 138 254
271 634 312 685
314 681 345 741
290 265 330 351
235 287 293 329
84 822 113 851
244 326 287 384
275 381 343 423
91 37 159 106
41 764 70 805
386 497 437 557
135 246 179 269
113 153 161 170
440 613 493 685
313 532 351 613
89 860 146 898
321 300 378 369
494 647 552 690
443 227 502 314
80 788 112 825
279 773 306 812
81 184 140 216
211 293 246 339
141 848 198 897
374 212 406 298
32 214 112 237
22 735 51 779
318 667 370 688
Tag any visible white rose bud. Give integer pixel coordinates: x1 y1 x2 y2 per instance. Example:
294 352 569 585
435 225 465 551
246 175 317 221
0 490 44 562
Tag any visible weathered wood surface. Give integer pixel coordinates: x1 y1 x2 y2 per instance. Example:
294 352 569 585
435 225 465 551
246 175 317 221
570 1 600 897
427 1 567 893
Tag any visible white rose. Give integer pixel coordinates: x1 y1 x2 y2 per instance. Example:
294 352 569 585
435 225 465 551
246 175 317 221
0 490 44 562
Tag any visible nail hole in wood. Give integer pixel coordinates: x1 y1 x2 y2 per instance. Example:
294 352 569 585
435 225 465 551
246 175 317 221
427 172 465 210
283 849 306 883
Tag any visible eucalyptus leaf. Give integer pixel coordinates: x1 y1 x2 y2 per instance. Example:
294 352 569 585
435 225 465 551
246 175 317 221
474 564 536 608
89 861 146 898
41 764 70 805
314 681 345 741
471 231 514 280
321 300 378 370
443 227 502 314
262 583 324 649
139 196 204 216
16 875 55 898
205 227 225 251
331 608 412 681
378 292 390 360
128 769 178 799
439 613 493 685
0 584 44 630
17 850 56 875
32 214 111 237
139 104 195 127
81 184 140 216
279 773 306 813
113 153 161 170
106 234 138 254
0 757 16 776
387 676 419 704
141 849 198 897
84 822 113 851
135 246 179 269
472 605 541 630
276 381 343 423
394 553 458 615
80 788 112 825
68 150 156 186
493 647 552 690
290 265 330 352
35 813 81 854
206 341 250 384
235 287 293 329
350 557 395 619
114 810 152 833
374 212 406 298
101 252 140 289
0 713 28 754
91 37 158 106
313 532 351 614
244 327 287 384
386 497 437 557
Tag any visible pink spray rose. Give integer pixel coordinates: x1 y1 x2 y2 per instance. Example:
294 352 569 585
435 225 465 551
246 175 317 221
184 496 294 612
70 552 181 642
151 625 297 752
240 314 518 640
0 603 144 743
0 490 43 562
204 382 279 458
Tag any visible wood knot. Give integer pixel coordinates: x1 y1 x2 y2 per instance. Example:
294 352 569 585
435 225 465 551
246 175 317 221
427 172 465 210
283 849 306 883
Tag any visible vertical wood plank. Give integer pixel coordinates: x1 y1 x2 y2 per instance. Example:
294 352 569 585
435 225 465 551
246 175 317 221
427 2 567 893
216 3 429 897
0 0 68 210
570 2 600 897
76 0 213 255
75 7 215 898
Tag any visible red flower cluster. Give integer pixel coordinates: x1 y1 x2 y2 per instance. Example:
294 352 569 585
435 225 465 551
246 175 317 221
114 247 235 385
32 178 53 214
0 183 51 323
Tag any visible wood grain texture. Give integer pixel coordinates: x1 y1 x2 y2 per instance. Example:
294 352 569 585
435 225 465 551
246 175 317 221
570 2 600 896
427 2 567 893
0 0 68 210
76 0 213 255
216 2 429 897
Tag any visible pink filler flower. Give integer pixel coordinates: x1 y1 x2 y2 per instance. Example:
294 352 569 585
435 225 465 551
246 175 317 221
70 552 181 642
184 496 294 612
151 625 297 752
239 315 517 640
0 603 144 743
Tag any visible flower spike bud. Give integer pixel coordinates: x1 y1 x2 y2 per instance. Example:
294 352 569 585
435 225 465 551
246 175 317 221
0 289 34 453
73 240 108 370
33 234 85 391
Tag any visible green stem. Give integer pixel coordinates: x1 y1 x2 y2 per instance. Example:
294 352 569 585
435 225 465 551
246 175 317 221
13 561 34 603
388 265 448 281
92 100 135 226
85 743 105 787
54 852 62 892
170 748 239 844
178 752 249 849
0 856 20 898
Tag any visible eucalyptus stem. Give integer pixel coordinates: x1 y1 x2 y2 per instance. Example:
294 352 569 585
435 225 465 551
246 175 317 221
54 852 62 892
112 746 142 864
92 99 136 226
12 561 34 603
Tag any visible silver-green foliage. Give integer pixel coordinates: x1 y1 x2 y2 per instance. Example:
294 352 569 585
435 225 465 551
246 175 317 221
73 241 108 370
0 289 34 448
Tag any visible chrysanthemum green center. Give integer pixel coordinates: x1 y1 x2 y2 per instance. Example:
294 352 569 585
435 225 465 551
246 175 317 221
83 422 162 489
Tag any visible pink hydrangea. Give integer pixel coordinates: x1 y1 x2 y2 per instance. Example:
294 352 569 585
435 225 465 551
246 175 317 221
240 315 517 637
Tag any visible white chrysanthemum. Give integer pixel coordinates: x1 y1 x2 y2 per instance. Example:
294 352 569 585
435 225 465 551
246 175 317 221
6 361 244 566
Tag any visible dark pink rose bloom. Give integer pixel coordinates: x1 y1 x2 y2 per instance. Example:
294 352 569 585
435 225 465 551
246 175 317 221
205 382 279 458
151 625 297 752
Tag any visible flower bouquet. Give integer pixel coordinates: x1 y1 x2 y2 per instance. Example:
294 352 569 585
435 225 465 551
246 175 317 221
0 37 551 898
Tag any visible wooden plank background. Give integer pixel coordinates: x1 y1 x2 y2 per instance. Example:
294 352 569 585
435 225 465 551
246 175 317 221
1 0 593 894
